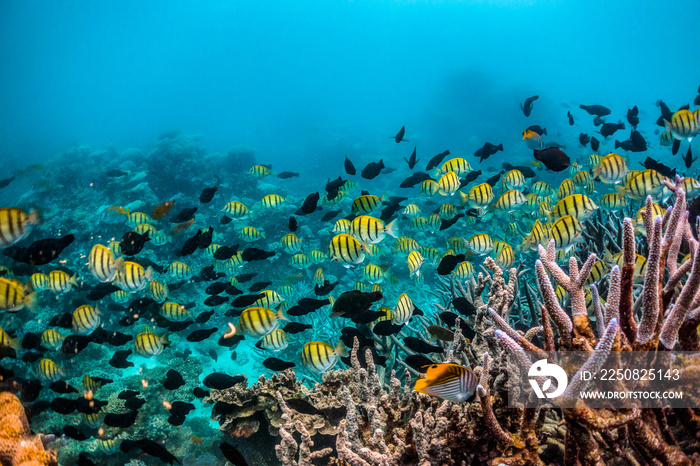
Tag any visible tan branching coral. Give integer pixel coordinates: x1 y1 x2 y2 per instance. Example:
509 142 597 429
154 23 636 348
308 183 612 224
0 392 57 466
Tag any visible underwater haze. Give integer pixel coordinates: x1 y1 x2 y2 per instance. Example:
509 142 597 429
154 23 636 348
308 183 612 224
3 1 700 465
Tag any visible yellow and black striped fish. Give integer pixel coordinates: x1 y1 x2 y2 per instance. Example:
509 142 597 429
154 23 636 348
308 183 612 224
148 280 169 303
494 241 515 269
550 194 598 221
435 157 472 177
393 293 414 324
72 305 100 335
438 203 457 220
591 153 628 184
48 270 78 294
301 341 348 373
350 216 398 244
253 290 285 308
260 194 286 209
665 109 698 140
0 207 40 248
259 329 288 351
116 262 153 291
520 219 549 252
395 237 420 254
532 181 554 198
493 190 526 212
160 302 190 321
453 261 474 280
290 253 311 269
38 358 64 382
585 260 608 285
351 194 384 214
600 192 628 211
410 216 429 232
329 234 369 265
622 169 667 200
363 263 386 283
241 226 265 241
468 233 494 255
549 215 584 251
222 201 249 218
557 179 575 200
503 169 525 190
0 326 18 351
95 438 120 454
126 211 152 229
168 261 192 281
89 244 123 283
419 180 440 197
407 250 423 277
83 374 105 394
30 272 50 291
0 277 36 312
111 290 130 304
414 363 478 403
238 307 287 337
134 329 169 356
402 204 421 218
281 233 302 254
437 171 461 196
249 164 272 178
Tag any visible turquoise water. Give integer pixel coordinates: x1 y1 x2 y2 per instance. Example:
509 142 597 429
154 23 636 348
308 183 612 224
1 1 700 465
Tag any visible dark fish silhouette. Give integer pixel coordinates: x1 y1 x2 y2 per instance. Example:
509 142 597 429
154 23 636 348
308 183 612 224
453 297 477 316
380 202 403 222
63 425 89 441
249 281 272 292
656 100 673 127
600 122 625 138
241 247 275 262
520 95 538 117
579 133 590 146
288 298 330 316
167 401 195 426
403 337 444 354
321 210 340 222
120 231 150 256
486 171 504 186
187 328 217 342
425 150 450 170
220 215 232 224
579 104 611 116
593 116 604 126
198 228 213 249
590 137 600 152
232 294 264 308
567 111 574 125
6 234 74 265
104 410 139 428
120 439 179 465
204 295 228 306
297 192 319 215
615 130 646 152
474 142 503 162
439 214 464 231
331 291 383 318
642 157 676 178
437 254 465 275
199 186 218 203
325 176 346 200
684 146 696 168
220 442 249 466
314 280 338 296
181 230 201 256
109 350 133 369
50 397 77 414
0 176 15 189
672 139 681 155
283 322 313 334
501 163 536 178
196 310 215 324
533 147 570 172
404 354 435 372
49 381 78 394
263 357 296 371
526 125 547 136
392 125 408 143
400 172 431 188
459 170 481 188
405 146 419 169
163 369 185 390
105 169 128 177
203 373 245 390
172 207 197 223
288 216 298 232
627 106 639 127
277 171 299 179
344 156 356 175
361 160 385 179
286 398 320 415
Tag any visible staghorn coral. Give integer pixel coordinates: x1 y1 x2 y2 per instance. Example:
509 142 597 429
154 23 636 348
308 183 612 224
0 392 57 466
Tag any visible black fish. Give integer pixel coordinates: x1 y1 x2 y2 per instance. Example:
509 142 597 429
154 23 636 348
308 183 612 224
474 142 503 162
627 105 639 127
91 328 131 347
286 398 320 415
63 425 89 441
437 254 465 275
500 163 536 178
249 281 273 292
213 245 238 260
203 372 246 390
656 100 673 127
105 169 128 177
340 327 375 348
277 171 299 179
232 294 263 307
86 282 120 301
196 310 215 324
288 298 331 316
399 172 431 189
520 95 538 117
181 230 201 256
49 381 78 394
425 150 450 170
167 401 195 426
392 125 408 143
579 104 611 117
235 273 257 282
590 136 600 152
405 354 434 372
672 139 681 155
325 176 346 200
200 186 218 203
567 111 574 125
579 133 590 146
453 297 477 316
314 280 338 296
7 235 74 265
124 396 146 411
288 216 297 232
630 130 647 150
50 312 73 329
331 290 382 318
61 335 90 355
439 214 464 231
120 439 179 465
533 148 570 172
361 159 385 179
109 350 133 369
403 337 444 354
187 328 217 342
104 410 138 428
193 387 209 398
282 322 313 334
120 231 150 256
380 202 403 222
321 210 341 221
206 282 227 295
50 397 77 414
22 332 41 350
593 116 604 127
459 170 481 187
172 207 197 223
220 442 249 466
486 171 504 186
225 284 243 296
263 357 296 371
221 215 232 224
600 121 625 138
163 369 185 390
641 158 677 179
405 146 419 169
204 295 228 306
344 156 356 175
241 247 275 261
526 125 547 136
683 146 696 169
198 228 213 249
21 351 42 363
0 176 15 189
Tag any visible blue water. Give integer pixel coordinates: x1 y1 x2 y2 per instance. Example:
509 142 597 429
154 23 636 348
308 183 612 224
1 1 700 465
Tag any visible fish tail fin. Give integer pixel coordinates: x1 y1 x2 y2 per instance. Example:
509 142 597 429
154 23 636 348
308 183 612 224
160 334 170 346
543 128 548 136
458 190 470 206
24 291 38 312
497 144 503 151
361 241 374 257
145 266 154 282
615 185 627 197
26 208 42 226
335 341 349 357
614 140 621 149
384 219 399 239
69 274 79 287
277 307 288 322
113 257 125 274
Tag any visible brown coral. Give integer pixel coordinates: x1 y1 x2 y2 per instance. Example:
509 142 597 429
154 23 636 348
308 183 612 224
0 392 57 466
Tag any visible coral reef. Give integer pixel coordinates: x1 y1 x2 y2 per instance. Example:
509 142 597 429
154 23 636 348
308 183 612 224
0 391 57 466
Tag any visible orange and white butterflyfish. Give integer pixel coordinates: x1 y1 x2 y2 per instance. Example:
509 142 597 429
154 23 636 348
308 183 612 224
413 363 478 403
